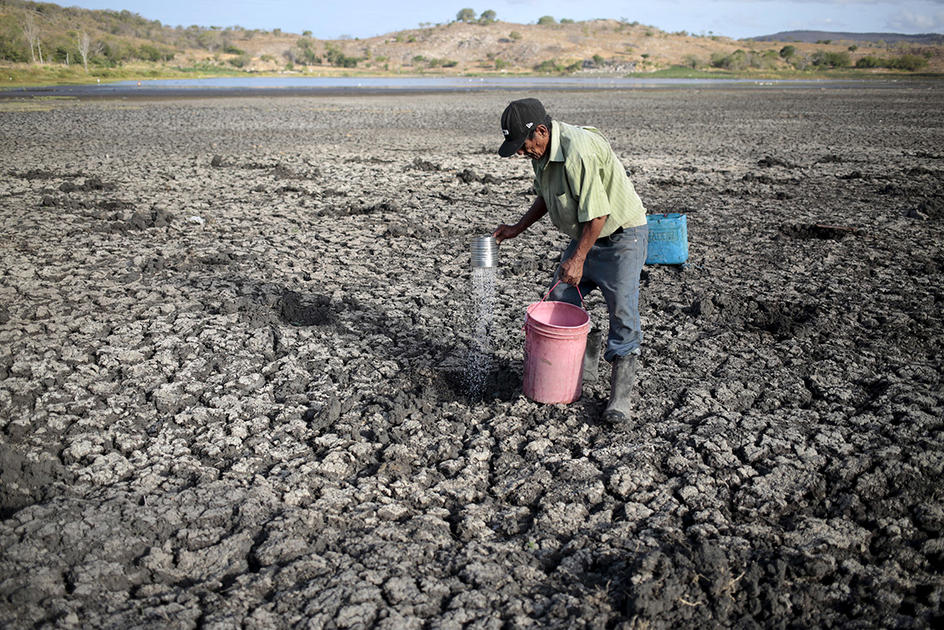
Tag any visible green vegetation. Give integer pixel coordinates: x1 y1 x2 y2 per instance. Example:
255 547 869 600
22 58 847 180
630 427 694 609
682 54 700 69
856 54 928 71
324 44 360 68
811 50 850 68
289 37 321 65
533 58 581 73
0 0 275 66
537 16 557 26
413 55 458 69
711 49 779 71
227 54 251 68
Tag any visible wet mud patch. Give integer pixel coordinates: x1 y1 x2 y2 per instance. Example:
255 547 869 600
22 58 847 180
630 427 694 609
687 293 819 340
748 299 820 341
389 360 524 407
457 168 501 185
443 359 523 404
271 163 319 180
0 445 72 520
757 156 798 169
57 177 116 193
780 223 858 240
127 205 175 230
10 168 85 181
906 197 944 221
407 158 441 172
277 290 337 326
838 170 866 180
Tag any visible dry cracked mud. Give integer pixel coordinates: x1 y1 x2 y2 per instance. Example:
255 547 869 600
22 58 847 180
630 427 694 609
0 85 942 628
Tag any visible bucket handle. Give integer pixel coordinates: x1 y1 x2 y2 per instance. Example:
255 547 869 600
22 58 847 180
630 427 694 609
541 280 587 310
523 280 587 331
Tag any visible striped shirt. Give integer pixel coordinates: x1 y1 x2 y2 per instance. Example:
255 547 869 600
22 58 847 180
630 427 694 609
532 121 646 240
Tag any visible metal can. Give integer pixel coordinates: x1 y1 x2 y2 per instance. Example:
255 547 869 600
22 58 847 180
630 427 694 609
471 235 499 268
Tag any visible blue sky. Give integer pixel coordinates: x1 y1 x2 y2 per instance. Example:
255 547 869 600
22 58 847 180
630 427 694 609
63 1 944 39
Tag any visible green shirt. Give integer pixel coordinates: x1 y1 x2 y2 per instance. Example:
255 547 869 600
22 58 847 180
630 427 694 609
532 121 646 240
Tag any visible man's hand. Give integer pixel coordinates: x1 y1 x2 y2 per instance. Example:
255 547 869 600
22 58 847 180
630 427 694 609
492 223 520 244
493 196 548 244
559 215 608 286
559 254 585 286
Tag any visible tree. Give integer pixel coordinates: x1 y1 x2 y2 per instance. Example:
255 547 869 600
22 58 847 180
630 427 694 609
76 30 91 71
537 16 556 26
456 8 476 23
479 10 497 25
811 50 850 68
22 13 43 64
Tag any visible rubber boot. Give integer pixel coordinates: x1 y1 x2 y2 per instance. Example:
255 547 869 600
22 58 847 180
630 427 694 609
603 355 638 426
582 328 603 384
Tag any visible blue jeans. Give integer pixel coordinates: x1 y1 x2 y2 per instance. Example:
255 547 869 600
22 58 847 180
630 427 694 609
549 224 648 362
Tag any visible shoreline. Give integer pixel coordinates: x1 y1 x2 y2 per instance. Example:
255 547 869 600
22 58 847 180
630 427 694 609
1 75 940 100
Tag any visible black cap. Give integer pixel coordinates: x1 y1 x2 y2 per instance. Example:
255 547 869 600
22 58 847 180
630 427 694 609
498 98 547 157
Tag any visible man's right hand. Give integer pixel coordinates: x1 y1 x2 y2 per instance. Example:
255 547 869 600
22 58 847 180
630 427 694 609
493 196 547 243
492 224 520 244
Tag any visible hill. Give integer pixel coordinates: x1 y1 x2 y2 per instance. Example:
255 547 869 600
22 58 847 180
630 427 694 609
1 0 943 82
752 30 944 45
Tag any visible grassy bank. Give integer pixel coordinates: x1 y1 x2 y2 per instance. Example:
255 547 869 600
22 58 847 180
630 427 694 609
645 65 944 80
0 62 253 88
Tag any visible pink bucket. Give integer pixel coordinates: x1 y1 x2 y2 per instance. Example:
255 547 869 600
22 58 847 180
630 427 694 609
523 301 591 404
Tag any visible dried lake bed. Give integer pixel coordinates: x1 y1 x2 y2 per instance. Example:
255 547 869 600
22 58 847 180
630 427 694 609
1 85 942 628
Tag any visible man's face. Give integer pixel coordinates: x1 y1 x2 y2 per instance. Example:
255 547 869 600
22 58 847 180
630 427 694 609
517 124 550 160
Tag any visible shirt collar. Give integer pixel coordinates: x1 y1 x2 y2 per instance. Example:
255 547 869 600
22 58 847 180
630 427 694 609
546 121 564 163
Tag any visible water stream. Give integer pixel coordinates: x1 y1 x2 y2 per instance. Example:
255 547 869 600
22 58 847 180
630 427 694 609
465 266 498 400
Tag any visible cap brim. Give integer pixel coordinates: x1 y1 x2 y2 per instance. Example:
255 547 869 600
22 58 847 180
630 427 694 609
498 136 525 158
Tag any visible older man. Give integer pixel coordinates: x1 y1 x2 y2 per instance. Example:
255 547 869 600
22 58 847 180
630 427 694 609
493 98 648 425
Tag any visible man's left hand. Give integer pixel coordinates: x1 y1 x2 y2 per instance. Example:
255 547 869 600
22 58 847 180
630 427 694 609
559 255 585 286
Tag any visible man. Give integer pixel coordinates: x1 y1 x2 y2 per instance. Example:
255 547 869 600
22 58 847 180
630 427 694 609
492 98 648 425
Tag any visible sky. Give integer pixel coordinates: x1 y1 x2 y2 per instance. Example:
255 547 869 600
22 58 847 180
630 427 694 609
60 1 944 40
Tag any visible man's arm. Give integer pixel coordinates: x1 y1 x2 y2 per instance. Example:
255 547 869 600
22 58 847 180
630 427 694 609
493 196 548 243
559 214 608 286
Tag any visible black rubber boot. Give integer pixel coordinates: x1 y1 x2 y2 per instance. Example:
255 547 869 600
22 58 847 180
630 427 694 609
603 355 638 426
582 328 603 384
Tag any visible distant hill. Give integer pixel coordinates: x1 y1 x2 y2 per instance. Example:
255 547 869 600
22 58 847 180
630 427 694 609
1 0 942 76
752 30 944 45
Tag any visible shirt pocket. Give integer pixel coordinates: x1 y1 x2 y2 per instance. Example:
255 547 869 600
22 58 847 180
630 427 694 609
554 192 577 216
